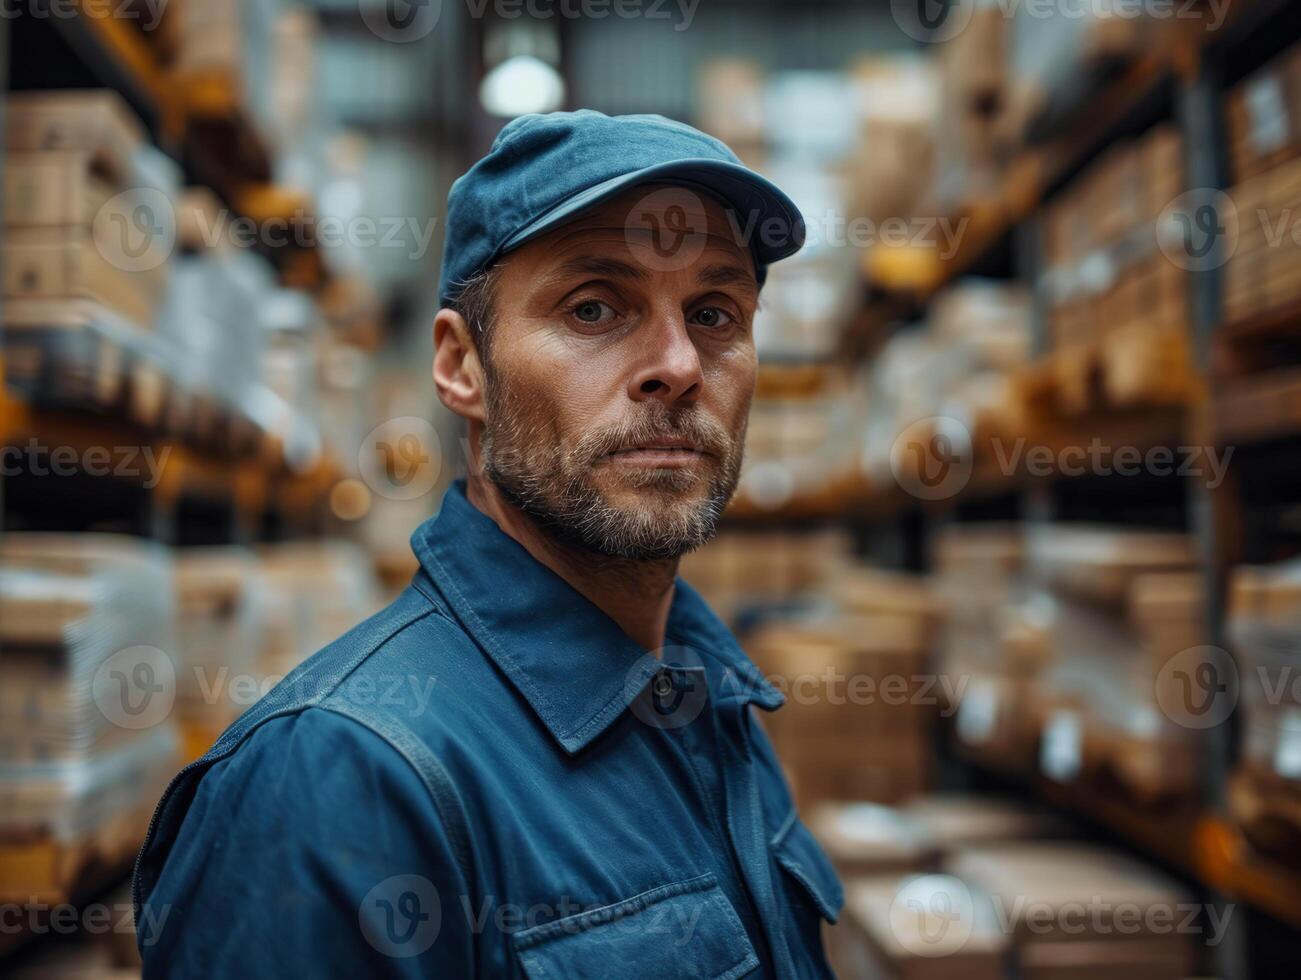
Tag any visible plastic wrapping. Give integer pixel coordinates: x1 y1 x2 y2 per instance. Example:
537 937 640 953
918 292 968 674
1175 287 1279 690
1027 524 1197 606
861 282 1032 484
0 535 180 842
174 548 266 736
1229 558 1301 785
254 541 382 683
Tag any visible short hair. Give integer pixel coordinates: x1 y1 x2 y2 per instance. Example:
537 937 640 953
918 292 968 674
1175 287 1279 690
448 264 500 360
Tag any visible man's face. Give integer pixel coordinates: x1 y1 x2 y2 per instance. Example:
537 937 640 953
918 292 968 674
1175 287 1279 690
477 184 760 560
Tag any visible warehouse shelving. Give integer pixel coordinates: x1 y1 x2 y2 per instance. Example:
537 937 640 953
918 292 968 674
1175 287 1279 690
852 0 1275 320
0 361 339 543
955 745 1301 932
31 1 330 288
778 3 1301 975
1 2 353 960
850 44 1176 331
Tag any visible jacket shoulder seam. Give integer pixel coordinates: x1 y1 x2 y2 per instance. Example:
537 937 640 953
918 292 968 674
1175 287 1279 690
315 701 478 892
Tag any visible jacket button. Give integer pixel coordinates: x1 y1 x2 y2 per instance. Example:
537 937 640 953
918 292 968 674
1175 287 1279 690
652 671 674 698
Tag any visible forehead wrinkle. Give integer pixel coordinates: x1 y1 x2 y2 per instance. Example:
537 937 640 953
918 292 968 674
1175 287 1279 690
537 255 651 290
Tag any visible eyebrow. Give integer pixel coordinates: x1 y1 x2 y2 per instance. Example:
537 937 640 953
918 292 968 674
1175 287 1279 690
696 263 759 293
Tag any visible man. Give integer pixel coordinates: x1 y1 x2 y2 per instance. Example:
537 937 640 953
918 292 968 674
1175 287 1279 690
135 111 842 978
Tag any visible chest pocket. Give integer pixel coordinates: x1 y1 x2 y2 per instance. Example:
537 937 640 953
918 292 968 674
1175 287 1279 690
511 873 759 980
771 813 843 978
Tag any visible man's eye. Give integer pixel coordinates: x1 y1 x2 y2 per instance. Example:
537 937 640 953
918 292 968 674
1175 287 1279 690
571 300 614 324
690 307 733 329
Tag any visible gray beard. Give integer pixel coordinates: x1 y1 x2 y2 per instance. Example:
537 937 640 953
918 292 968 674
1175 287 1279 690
480 388 744 561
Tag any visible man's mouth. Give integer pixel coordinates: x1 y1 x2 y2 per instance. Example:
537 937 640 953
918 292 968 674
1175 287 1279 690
601 439 714 466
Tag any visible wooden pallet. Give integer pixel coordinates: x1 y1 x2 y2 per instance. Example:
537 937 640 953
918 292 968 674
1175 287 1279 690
0 802 153 908
3 321 132 418
3 313 275 462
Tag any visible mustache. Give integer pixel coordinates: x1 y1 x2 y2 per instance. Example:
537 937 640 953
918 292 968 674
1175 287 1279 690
581 409 732 462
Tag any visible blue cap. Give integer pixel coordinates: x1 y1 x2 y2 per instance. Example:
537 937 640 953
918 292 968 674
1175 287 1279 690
438 110 805 307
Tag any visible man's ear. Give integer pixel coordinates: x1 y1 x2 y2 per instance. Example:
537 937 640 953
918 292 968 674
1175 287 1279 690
433 308 487 422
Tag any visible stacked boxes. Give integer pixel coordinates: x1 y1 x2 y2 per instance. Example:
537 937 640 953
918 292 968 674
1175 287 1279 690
0 535 180 904
836 874 1009 980
735 369 851 513
255 542 382 683
846 55 937 267
1227 559 1301 865
158 188 275 439
679 528 853 624
1026 526 1202 804
1041 126 1191 411
814 795 1068 882
747 569 939 810
163 1 323 194
934 526 1042 770
1225 154 1301 324
1043 127 1186 344
951 842 1197 980
694 59 766 163
820 795 1201 980
1225 43 1301 185
1224 42 1301 324
173 549 265 760
4 91 176 331
938 523 1206 805
862 281 1032 489
932 0 1011 210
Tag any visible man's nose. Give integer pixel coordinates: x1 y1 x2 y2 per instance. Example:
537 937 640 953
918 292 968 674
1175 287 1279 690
627 312 703 405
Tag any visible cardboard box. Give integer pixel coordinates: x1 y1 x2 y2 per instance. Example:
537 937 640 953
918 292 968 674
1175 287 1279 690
1225 43 1301 183
782 732 931 810
830 874 1010 980
3 227 164 329
695 59 766 152
811 803 938 879
947 842 1196 979
6 91 145 185
4 152 119 228
904 795 1071 853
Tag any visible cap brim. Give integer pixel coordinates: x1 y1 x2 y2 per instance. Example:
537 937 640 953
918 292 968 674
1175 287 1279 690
499 158 805 274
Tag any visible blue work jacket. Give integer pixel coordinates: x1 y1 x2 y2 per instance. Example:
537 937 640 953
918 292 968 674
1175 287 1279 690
134 478 843 977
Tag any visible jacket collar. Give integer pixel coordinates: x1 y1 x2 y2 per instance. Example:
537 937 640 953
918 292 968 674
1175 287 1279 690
411 479 783 755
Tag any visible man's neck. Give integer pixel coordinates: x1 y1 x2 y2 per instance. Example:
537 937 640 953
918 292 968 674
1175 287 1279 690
464 474 679 653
